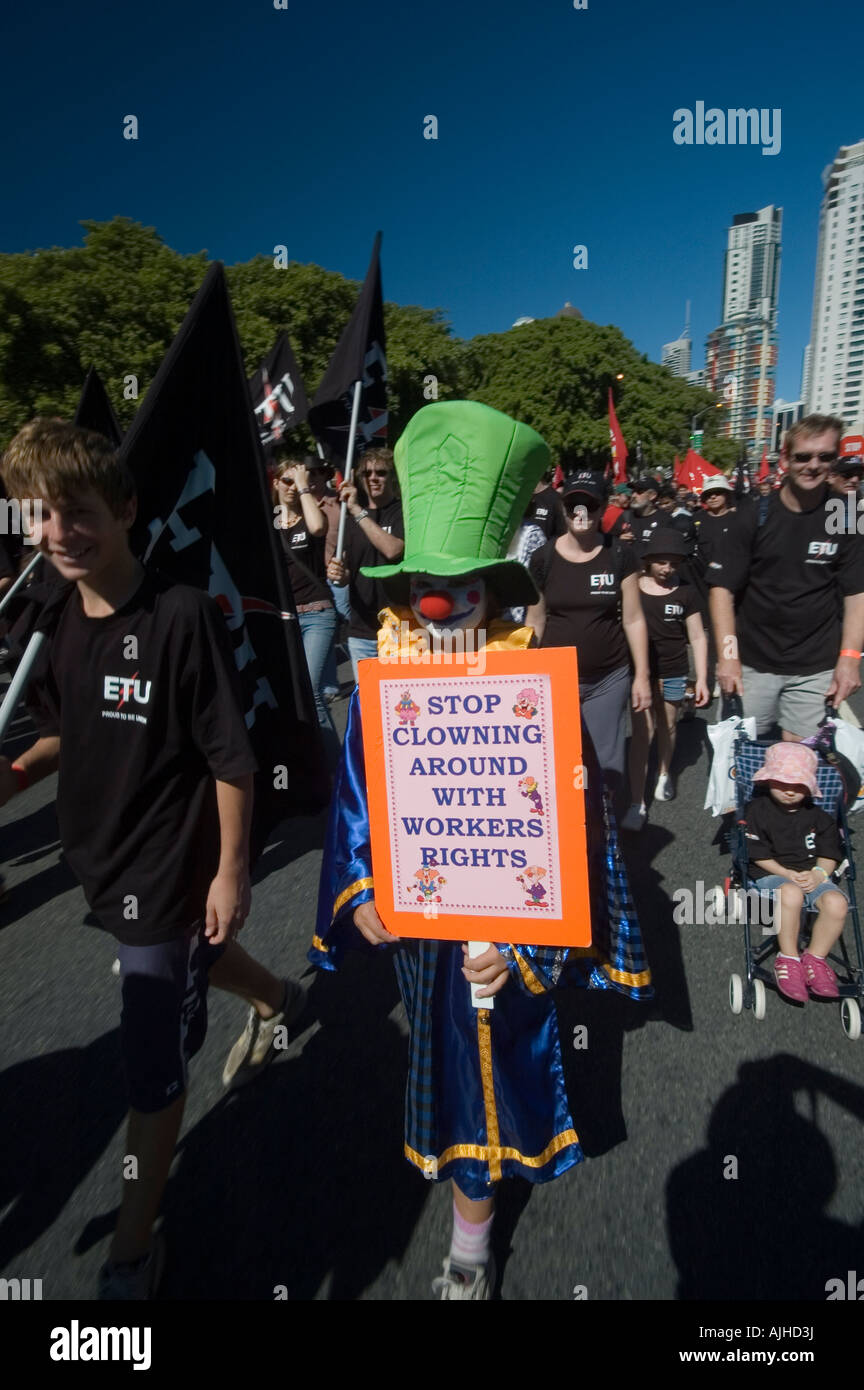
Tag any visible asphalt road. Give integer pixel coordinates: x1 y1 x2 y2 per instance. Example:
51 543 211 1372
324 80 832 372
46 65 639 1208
1 661 863 1303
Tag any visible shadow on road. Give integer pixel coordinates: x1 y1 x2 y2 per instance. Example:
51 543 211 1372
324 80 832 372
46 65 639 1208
0 1030 127 1270
159 949 431 1300
666 1053 864 1299
250 810 329 887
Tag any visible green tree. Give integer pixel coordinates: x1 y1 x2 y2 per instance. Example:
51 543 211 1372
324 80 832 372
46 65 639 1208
461 316 720 472
0 219 206 442
1 218 733 481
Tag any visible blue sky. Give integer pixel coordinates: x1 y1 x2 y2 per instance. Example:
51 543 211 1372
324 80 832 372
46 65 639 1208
2 0 862 402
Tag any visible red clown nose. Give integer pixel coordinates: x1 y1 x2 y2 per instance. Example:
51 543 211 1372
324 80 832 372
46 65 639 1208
418 591 454 620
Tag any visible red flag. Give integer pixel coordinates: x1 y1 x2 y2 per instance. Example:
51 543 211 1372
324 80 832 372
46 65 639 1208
678 447 723 493
757 449 771 481
552 462 564 490
608 387 628 485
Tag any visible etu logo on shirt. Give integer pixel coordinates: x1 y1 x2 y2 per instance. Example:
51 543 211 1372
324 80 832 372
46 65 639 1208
808 541 838 558
590 574 615 589
664 604 684 616
805 830 816 851
103 675 152 705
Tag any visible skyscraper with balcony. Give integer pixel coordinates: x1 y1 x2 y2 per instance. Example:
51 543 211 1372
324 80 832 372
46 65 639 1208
662 336 691 377
705 205 782 457
805 140 864 434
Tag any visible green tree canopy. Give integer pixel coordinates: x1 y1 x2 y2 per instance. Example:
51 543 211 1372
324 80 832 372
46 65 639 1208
0 217 736 472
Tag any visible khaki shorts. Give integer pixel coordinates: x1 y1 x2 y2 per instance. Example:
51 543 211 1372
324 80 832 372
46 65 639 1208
741 666 835 738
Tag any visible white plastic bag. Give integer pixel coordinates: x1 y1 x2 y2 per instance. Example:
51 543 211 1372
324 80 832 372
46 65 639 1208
704 714 757 817
830 718 864 813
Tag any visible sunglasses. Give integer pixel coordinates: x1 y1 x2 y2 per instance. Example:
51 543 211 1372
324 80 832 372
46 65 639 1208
362 468 390 478
565 496 602 514
792 452 837 464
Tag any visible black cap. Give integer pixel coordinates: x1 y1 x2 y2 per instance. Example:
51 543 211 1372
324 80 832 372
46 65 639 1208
831 455 864 477
641 528 690 559
631 475 660 494
561 470 606 502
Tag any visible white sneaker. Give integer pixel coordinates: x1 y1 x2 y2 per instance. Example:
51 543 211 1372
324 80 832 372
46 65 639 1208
620 804 647 832
654 773 675 801
432 1255 495 1300
222 980 306 1088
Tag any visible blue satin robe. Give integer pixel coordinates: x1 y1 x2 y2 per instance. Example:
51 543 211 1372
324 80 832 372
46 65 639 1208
310 689 652 1199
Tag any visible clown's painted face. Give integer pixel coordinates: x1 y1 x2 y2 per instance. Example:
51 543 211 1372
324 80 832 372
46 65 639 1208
409 573 487 637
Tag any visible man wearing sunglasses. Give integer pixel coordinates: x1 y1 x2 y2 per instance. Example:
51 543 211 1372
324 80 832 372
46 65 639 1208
710 415 864 739
828 454 864 500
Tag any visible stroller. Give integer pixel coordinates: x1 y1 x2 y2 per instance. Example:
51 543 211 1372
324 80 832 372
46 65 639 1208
724 698 864 1039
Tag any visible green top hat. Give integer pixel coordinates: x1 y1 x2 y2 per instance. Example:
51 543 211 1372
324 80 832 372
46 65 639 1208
361 400 550 608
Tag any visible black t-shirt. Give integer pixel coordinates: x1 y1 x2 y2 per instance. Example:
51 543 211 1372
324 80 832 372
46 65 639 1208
343 497 404 639
744 793 842 879
529 537 638 682
640 581 701 677
278 520 331 608
0 537 14 578
27 569 258 946
524 486 566 541
667 508 696 550
707 488 864 674
696 507 751 581
611 507 691 559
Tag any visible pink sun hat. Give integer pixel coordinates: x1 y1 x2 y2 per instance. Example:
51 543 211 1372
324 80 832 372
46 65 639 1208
753 742 822 800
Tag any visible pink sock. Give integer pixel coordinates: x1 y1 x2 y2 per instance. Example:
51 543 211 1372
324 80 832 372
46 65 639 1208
450 1201 494 1268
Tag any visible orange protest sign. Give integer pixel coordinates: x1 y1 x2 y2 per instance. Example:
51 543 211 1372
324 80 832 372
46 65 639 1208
358 647 590 946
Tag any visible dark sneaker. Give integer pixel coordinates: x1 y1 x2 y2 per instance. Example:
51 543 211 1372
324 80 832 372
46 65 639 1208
98 1231 165 1301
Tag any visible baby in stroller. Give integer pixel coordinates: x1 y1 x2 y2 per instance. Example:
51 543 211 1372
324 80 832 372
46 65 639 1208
743 742 848 1003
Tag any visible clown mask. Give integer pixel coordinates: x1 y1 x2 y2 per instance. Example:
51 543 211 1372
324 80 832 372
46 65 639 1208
409 574 488 640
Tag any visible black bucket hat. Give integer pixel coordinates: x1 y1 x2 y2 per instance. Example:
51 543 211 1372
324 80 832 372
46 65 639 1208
641 528 690 559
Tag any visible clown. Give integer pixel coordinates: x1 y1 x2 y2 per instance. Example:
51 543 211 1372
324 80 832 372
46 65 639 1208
518 774 544 816
311 401 652 1300
517 864 548 906
394 689 421 725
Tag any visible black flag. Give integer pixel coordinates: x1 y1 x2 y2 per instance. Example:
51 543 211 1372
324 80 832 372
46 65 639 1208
73 368 123 447
308 231 387 461
248 332 309 461
733 450 751 498
119 263 329 852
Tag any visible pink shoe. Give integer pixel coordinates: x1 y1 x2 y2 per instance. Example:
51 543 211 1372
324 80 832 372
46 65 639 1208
773 955 809 1003
801 952 840 999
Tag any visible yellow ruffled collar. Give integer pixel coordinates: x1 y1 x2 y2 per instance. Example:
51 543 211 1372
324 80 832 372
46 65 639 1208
377 605 533 658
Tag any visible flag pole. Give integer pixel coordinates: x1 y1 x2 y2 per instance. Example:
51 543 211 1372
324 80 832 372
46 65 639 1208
0 630 46 741
0 552 43 616
334 378 364 562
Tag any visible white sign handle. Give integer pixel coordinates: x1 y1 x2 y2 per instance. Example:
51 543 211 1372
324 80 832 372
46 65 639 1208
468 940 494 1011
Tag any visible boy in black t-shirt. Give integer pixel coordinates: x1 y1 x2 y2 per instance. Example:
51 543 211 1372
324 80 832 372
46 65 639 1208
744 741 847 1003
0 420 305 1299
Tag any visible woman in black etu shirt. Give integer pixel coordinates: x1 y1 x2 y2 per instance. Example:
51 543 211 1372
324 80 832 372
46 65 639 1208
526 471 650 789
